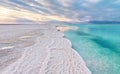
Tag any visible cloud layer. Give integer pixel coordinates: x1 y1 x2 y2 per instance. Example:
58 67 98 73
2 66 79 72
0 0 120 24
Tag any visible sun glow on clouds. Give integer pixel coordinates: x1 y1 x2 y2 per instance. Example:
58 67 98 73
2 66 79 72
0 6 77 24
0 7 15 24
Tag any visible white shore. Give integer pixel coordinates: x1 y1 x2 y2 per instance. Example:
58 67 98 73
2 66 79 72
56 25 78 32
0 24 91 74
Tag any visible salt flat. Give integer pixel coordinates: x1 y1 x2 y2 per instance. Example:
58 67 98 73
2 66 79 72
0 24 91 74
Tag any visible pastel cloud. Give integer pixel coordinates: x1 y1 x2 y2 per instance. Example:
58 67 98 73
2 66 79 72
0 6 78 24
57 0 74 7
0 0 120 24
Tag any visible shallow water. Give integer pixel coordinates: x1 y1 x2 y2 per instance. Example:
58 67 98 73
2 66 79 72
65 24 120 74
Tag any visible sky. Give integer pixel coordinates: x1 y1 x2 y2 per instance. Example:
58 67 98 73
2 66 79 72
0 0 120 24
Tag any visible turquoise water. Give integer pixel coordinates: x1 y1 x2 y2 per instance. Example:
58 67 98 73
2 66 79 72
64 24 120 74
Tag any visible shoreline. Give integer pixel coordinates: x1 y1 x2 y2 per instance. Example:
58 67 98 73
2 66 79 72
56 25 91 73
56 25 78 32
0 24 91 74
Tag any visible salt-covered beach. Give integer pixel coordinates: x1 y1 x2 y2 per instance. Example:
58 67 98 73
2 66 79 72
0 24 91 74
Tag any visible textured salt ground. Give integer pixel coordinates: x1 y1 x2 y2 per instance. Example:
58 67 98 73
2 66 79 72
0 24 91 74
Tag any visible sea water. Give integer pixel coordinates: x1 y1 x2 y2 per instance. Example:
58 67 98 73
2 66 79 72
64 24 120 74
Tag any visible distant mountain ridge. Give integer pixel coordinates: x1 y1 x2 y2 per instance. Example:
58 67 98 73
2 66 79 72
88 21 120 24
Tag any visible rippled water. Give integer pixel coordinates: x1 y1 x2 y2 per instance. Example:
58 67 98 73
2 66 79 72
65 24 120 74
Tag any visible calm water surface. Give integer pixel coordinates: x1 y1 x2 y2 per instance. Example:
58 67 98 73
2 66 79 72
65 24 120 74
